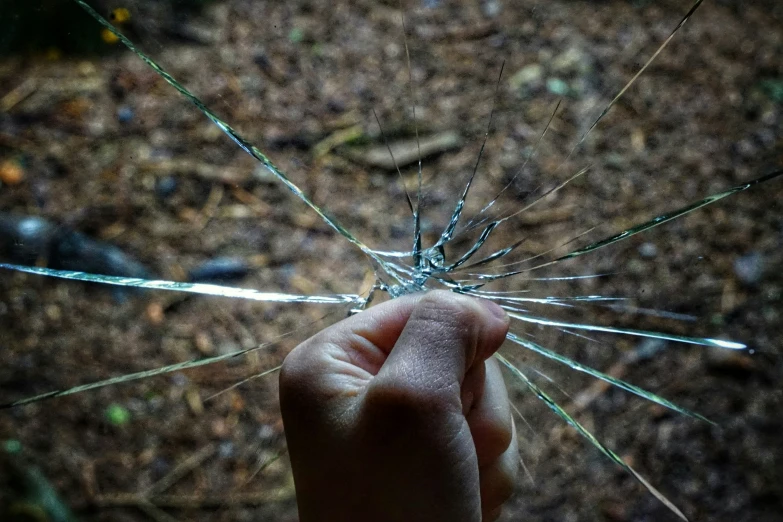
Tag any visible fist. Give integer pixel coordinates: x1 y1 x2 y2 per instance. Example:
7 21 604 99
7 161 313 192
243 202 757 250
280 291 519 522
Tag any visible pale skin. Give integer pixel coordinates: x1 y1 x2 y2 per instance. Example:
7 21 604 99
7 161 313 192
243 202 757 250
280 290 519 522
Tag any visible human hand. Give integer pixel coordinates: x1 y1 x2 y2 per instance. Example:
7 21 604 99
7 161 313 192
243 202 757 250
280 290 518 522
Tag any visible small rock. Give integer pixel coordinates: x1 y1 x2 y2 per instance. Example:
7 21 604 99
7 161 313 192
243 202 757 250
155 175 178 200
733 252 764 285
45 304 61 321
188 257 251 283
734 139 756 159
212 418 229 438
51 229 151 279
481 0 502 18
194 331 213 355
253 52 271 71
546 77 570 97
633 338 666 361
0 214 56 265
550 47 591 76
146 302 164 325
218 441 235 459
326 98 346 114
117 106 134 123
257 424 276 441
638 242 658 259
509 64 543 93
0 159 24 186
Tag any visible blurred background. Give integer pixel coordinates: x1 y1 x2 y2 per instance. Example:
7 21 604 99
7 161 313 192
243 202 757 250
0 0 782 520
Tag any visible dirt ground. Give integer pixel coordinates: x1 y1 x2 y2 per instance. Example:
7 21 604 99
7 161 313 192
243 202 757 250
1 0 782 520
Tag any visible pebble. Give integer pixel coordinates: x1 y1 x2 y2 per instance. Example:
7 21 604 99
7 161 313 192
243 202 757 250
155 175 178 200
194 331 214 355
326 98 346 114
218 441 235 459
733 252 764 285
170 373 188 388
634 338 666 361
51 229 151 279
257 424 276 441
117 106 134 123
188 256 251 283
551 47 591 75
481 0 501 18
0 159 24 185
146 302 165 325
546 77 570 97
211 418 230 438
0 214 56 265
253 52 271 73
638 242 658 259
509 64 543 93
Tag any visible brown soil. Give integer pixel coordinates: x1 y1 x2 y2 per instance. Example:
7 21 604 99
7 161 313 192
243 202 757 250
1 1 782 521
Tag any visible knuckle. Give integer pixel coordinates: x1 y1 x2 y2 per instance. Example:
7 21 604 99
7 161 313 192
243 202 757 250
365 376 457 420
279 341 318 394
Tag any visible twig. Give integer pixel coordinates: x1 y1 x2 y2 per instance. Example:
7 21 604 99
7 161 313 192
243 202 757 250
240 448 288 489
138 501 180 522
141 159 250 185
1 79 38 112
194 184 224 232
144 443 217 496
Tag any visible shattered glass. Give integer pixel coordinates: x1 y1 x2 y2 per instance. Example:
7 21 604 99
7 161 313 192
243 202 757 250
1 0 781 520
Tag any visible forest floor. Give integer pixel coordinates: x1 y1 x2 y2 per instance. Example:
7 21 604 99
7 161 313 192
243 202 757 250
1 1 782 521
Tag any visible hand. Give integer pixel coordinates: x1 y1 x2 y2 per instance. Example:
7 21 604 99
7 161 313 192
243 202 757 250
280 290 518 522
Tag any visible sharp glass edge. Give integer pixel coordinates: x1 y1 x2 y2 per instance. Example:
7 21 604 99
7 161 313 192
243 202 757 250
0 264 363 305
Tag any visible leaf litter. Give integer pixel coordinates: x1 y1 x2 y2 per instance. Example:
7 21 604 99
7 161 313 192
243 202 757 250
1 0 782 520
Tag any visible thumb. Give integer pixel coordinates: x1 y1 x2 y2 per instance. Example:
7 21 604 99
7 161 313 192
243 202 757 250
369 290 509 412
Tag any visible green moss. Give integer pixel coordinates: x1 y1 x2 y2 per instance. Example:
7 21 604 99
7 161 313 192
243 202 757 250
104 403 131 425
760 79 783 103
3 439 22 454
